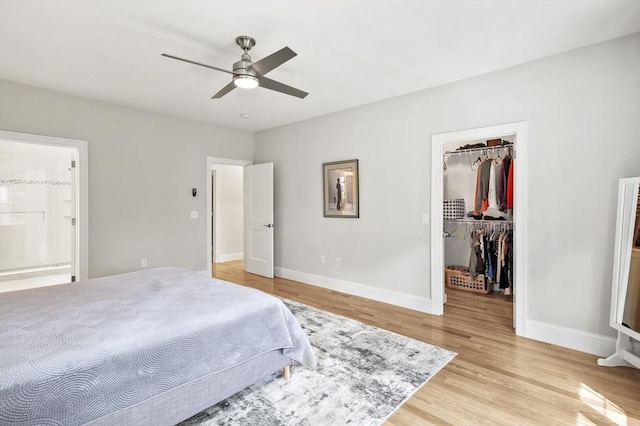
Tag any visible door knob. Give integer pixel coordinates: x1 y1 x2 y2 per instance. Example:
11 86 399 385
263 223 273 228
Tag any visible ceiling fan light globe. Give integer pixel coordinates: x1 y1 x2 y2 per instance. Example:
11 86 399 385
234 75 259 89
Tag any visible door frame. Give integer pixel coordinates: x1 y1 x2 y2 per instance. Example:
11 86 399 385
430 121 527 336
0 130 89 281
206 157 252 276
211 169 218 263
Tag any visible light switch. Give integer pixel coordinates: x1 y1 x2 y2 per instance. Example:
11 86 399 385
422 213 429 224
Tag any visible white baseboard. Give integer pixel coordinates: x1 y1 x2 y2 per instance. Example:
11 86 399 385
275 267 433 314
218 252 243 263
525 320 616 357
275 268 615 357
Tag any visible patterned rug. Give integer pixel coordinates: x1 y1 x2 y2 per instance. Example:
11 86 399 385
179 299 456 426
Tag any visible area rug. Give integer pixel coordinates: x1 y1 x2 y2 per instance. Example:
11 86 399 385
179 299 456 426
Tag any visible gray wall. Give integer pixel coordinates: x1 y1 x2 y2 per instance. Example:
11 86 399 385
0 79 254 278
255 33 640 339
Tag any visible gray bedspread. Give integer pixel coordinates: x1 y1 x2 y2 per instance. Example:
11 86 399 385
0 267 316 425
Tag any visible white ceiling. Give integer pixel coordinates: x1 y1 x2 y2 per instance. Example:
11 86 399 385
1 1 639 132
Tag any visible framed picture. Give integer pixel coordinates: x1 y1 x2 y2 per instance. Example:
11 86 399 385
323 159 359 218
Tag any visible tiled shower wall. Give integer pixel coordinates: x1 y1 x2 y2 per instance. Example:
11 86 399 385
0 140 74 274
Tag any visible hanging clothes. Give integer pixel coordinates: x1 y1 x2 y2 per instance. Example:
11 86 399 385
497 230 513 291
484 232 495 281
507 159 515 210
488 160 502 210
498 156 511 212
473 160 487 214
468 230 485 278
475 158 511 215
480 160 491 212
496 231 504 285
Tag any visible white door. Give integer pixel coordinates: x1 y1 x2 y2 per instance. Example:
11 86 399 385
244 163 274 278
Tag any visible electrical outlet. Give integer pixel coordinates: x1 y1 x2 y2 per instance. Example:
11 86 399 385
320 255 325 264
335 257 341 267
141 258 147 268
190 211 199 219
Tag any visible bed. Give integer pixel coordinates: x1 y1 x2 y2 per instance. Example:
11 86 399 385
0 267 316 425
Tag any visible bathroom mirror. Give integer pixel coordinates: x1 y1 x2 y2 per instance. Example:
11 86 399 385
598 176 640 368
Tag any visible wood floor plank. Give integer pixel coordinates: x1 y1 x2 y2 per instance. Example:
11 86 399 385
212 261 640 425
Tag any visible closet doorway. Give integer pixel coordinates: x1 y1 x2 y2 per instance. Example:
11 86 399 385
430 122 527 336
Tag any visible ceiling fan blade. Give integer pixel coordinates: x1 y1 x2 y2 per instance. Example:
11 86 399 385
212 81 237 99
259 76 308 99
161 53 233 75
250 47 296 76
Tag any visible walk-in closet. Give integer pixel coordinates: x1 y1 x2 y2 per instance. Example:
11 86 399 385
442 137 516 316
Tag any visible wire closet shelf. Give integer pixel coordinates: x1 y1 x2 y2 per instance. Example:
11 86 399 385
443 143 514 158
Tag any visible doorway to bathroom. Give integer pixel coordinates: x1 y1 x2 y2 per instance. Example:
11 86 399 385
0 131 87 292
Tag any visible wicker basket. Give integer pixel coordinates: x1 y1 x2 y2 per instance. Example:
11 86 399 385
445 267 489 294
443 198 465 220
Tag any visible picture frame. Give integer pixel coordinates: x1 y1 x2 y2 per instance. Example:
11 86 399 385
323 159 359 218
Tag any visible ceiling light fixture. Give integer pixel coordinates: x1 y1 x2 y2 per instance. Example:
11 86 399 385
233 74 259 89
240 113 251 119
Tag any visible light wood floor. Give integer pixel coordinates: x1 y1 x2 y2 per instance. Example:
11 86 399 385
213 261 640 425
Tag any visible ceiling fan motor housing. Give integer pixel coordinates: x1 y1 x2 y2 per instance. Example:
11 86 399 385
233 56 257 78
234 35 257 79
232 53 258 88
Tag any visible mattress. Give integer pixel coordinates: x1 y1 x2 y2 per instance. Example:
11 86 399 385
0 267 316 425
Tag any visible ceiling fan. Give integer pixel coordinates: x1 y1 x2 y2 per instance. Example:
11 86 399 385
162 35 308 99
